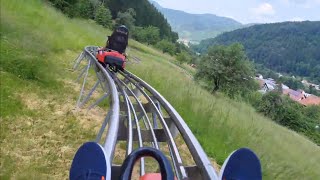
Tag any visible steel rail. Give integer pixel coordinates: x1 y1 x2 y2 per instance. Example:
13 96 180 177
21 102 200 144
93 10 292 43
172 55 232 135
123 70 219 180
119 71 187 180
118 78 160 150
74 46 219 180
113 72 146 176
125 92 145 176
114 78 133 156
82 46 120 180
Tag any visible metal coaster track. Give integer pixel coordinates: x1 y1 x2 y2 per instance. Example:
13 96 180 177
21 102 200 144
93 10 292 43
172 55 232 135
72 46 219 180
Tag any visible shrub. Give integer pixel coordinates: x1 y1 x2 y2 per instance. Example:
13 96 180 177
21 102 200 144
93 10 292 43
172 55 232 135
155 39 176 55
94 5 112 28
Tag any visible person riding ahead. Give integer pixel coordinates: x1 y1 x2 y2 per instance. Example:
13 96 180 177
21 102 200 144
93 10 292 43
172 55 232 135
100 25 129 54
97 25 129 71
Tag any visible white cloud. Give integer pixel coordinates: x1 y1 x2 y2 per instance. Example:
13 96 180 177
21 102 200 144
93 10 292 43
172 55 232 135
290 17 304 21
252 3 275 16
224 15 236 19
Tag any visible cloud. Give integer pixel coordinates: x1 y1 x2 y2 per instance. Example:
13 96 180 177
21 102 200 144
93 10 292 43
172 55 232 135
252 3 275 16
290 17 304 21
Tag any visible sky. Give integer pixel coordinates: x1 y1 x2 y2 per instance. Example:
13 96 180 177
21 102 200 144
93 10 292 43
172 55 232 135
153 0 320 24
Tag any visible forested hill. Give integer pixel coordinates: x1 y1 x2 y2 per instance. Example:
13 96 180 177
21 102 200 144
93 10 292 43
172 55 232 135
194 21 320 83
106 0 178 41
150 0 242 42
48 0 178 42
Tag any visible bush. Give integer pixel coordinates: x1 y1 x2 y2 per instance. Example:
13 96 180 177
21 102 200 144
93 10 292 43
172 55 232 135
155 39 176 55
176 51 191 64
256 92 320 144
74 0 95 19
94 5 112 28
132 26 160 45
115 8 136 30
48 0 78 17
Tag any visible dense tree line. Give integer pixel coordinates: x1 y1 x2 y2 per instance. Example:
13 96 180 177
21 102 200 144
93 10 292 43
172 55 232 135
48 0 112 27
47 0 187 56
104 0 178 42
48 0 178 43
193 21 320 84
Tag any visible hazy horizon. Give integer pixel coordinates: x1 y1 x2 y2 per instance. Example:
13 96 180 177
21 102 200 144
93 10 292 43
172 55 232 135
153 0 320 24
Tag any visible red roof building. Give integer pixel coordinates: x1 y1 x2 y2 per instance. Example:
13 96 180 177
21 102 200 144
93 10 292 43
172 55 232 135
300 95 320 106
283 89 320 106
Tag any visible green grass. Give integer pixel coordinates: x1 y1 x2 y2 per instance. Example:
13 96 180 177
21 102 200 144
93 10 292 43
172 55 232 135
1 0 319 179
126 50 320 179
0 0 107 178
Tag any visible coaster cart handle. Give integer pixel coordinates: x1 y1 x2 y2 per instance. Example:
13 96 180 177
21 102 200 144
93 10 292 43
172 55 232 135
119 147 175 180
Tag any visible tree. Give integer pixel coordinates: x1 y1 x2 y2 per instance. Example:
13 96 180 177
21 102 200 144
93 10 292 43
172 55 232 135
176 51 191 64
304 105 320 122
143 26 160 44
193 21 320 84
94 4 112 28
155 40 176 55
255 92 320 144
115 8 136 30
48 0 78 17
306 85 320 96
257 92 283 120
195 43 257 97
74 0 95 19
279 76 304 90
277 97 304 130
106 0 178 42
132 26 160 45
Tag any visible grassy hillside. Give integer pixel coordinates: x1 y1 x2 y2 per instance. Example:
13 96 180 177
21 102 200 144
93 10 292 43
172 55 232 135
1 0 319 179
0 0 109 178
127 51 320 179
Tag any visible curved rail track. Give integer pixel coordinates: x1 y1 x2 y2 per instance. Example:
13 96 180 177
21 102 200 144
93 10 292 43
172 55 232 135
72 46 219 180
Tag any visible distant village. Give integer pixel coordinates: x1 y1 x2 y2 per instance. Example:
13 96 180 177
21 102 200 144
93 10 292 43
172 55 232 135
255 74 320 106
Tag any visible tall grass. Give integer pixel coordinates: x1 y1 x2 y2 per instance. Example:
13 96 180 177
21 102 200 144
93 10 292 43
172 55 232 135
0 0 106 178
127 49 320 179
1 0 319 179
